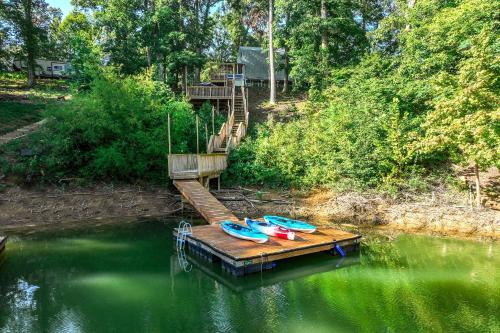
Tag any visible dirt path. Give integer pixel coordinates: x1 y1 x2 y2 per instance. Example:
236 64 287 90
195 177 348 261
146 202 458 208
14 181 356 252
0 119 47 145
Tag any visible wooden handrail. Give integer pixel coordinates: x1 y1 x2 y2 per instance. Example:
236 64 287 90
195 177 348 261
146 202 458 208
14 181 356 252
234 122 246 146
241 86 249 126
168 153 228 179
187 86 232 99
170 65 251 181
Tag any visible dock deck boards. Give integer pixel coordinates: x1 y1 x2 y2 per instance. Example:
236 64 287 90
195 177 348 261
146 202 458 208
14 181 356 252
175 225 361 268
174 180 239 224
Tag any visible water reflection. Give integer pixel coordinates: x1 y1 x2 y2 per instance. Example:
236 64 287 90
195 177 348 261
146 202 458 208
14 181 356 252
0 220 498 333
176 251 360 293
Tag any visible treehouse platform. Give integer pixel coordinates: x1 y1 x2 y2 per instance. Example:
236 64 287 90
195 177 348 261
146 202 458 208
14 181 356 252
174 224 361 276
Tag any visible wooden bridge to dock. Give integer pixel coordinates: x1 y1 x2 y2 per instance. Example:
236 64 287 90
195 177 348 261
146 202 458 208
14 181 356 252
168 63 360 276
174 180 239 224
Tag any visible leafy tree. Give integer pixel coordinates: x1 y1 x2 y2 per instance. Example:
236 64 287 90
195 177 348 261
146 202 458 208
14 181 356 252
228 0 499 196
207 13 233 62
421 28 499 206
0 0 61 86
5 69 196 182
268 0 276 104
275 0 369 90
223 0 249 60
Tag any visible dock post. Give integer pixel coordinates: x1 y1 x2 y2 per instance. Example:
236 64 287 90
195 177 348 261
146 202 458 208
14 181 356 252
167 113 171 155
212 107 215 135
205 123 209 151
196 115 199 154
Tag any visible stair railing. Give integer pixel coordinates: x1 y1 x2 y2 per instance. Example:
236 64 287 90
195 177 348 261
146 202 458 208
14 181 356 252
241 86 249 126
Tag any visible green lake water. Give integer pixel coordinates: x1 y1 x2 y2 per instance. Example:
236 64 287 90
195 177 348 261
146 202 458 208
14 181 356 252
0 219 498 333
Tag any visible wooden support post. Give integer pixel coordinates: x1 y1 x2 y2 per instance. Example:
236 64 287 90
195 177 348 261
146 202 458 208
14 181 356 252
184 66 188 95
212 107 215 135
168 113 171 155
205 123 209 151
218 176 221 191
216 99 220 114
196 115 199 154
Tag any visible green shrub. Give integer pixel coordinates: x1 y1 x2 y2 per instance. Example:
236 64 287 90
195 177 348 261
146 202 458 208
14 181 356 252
5 69 196 182
226 0 497 193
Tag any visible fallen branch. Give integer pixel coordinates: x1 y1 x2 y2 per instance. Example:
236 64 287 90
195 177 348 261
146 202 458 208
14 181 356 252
244 197 256 209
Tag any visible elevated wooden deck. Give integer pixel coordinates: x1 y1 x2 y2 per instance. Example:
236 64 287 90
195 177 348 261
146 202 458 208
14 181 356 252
174 225 361 276
168 154 227 180
187 86 233 100
174 180 239 224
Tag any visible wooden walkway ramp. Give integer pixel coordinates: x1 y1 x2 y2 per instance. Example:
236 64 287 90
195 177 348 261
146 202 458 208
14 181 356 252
174 180 239 224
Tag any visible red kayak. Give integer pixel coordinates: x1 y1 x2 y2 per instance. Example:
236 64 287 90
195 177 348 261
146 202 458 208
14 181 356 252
245 218 296 240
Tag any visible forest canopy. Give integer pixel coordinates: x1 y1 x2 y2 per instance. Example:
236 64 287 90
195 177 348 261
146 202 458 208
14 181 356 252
0 0 498 196
226 0 499 193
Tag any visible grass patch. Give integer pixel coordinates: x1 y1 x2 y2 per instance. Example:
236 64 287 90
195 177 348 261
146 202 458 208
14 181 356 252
0 101 44 135
0 72 69 135
0 72 69 101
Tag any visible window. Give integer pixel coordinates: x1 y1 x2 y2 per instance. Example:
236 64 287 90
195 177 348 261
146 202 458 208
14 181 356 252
53 65 63 70
47 67 52 71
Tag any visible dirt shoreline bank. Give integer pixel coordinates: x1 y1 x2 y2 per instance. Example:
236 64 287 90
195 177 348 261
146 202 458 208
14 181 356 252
0 184 498 239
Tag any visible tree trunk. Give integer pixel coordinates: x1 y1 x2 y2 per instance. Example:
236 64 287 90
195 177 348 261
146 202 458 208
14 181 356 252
268 0 276 105
181 66 188 95
474 162 482 207
23 0 36 87
405 0 416 31
157 54 164 82
27 53 36 88
144 0 152 68
321 0 328 50
282 45 289 93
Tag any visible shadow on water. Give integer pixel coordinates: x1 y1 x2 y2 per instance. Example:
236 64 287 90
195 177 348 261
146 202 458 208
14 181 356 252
173 250 361 293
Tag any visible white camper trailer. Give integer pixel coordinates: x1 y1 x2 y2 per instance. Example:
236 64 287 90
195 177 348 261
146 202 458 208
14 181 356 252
13 59 70 78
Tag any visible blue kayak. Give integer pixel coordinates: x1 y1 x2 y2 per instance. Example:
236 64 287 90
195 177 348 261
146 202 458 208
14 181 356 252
221 221 269 243
245 218 296 240
264 216 317 233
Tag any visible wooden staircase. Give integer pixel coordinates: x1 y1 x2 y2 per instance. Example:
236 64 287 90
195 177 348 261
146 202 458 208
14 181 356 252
168 63 249 224
208 85 249 154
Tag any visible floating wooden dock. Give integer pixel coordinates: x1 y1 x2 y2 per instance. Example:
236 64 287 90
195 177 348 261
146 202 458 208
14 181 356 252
174 225 361 276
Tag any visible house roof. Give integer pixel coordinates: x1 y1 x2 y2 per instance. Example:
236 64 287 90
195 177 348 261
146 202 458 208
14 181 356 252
237 46 287 81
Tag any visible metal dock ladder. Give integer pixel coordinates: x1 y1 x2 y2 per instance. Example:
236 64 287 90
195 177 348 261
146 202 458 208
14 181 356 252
176 221 193 251
176 221 193 272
